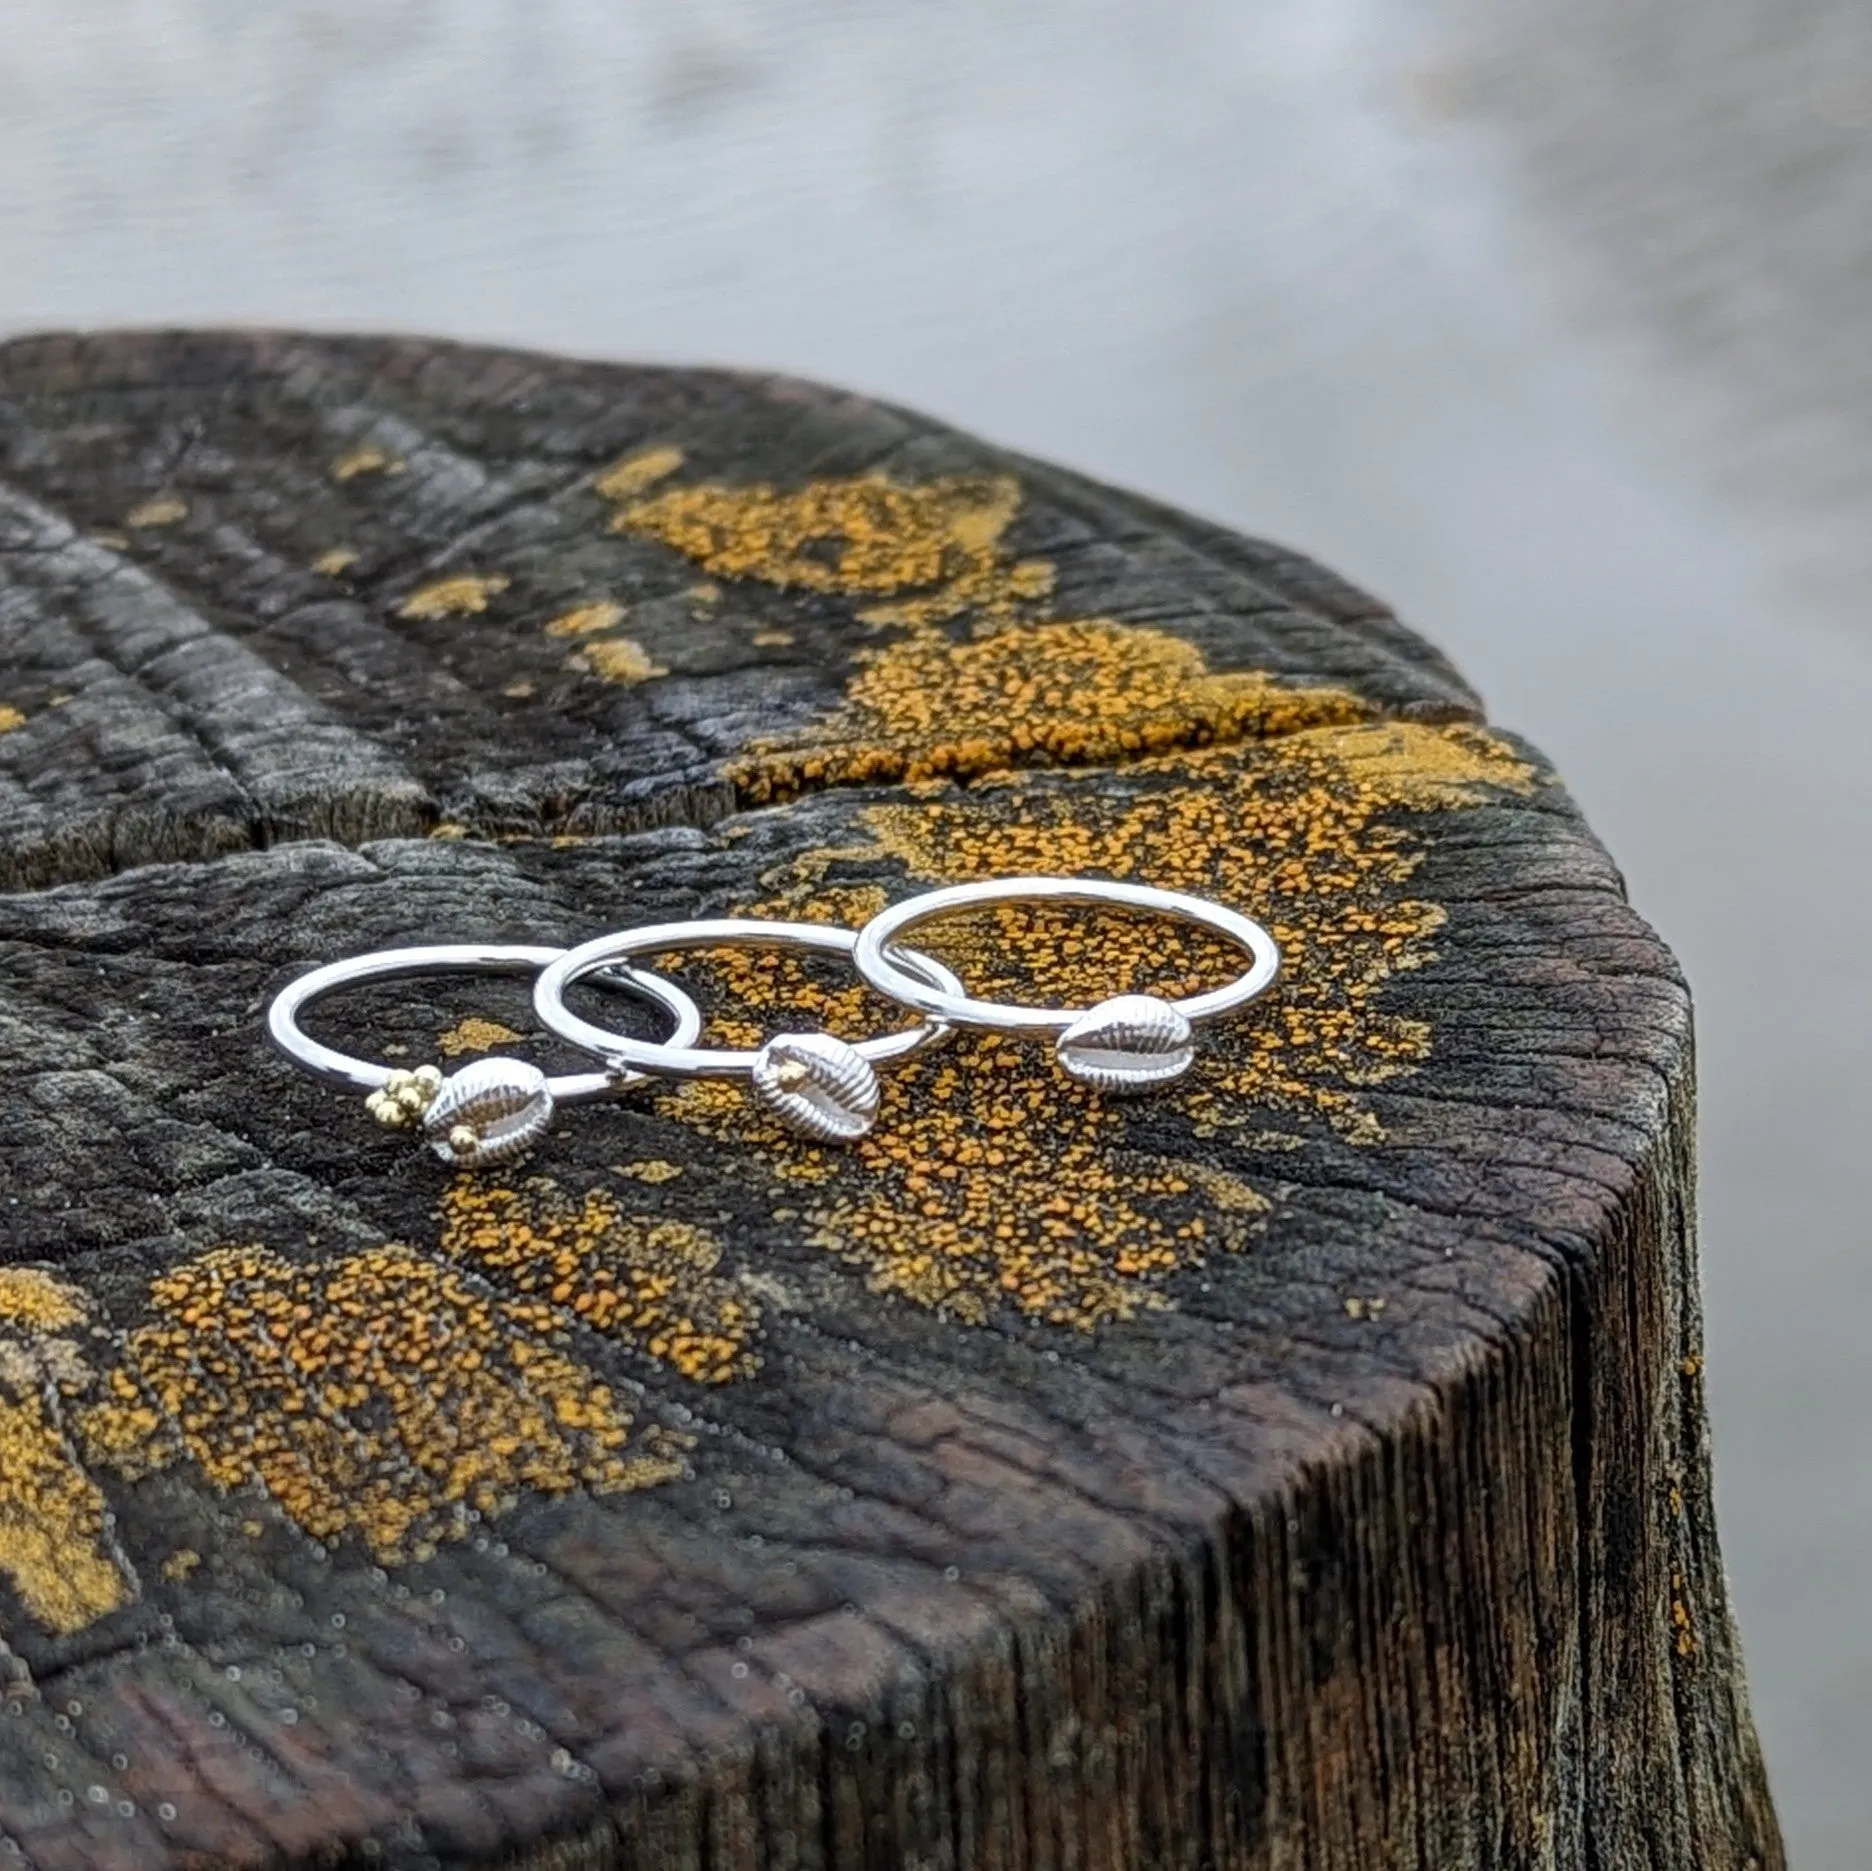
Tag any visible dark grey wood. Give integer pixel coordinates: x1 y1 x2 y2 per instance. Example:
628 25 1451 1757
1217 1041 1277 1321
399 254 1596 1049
0 331 1780 1871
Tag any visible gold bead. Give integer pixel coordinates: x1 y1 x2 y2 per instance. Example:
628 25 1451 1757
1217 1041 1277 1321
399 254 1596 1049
385 1069 415 1094
448 1125 480 1159
414 1064 444 1093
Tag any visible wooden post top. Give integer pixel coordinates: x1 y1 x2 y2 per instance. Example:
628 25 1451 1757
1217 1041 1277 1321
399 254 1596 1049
0 332 1780 1871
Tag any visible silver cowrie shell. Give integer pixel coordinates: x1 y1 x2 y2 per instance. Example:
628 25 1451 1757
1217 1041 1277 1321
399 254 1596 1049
421 1057 554 1165
1054 993 1195 1093
751 1032 881 1142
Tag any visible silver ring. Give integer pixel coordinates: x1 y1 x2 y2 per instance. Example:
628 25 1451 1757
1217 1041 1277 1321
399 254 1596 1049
852 876 1281 1094
267 943 704 1165
533 919 963 1142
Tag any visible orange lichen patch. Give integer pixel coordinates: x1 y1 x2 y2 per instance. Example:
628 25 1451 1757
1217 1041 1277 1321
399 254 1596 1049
765 721 1526 1321
735 619 1374 801
80 1243 685 1563
160 1548 200 1582
0 1389 128 1633
438 1016 524 1057
331 444 405 482
126 495 187 529
835 1044 1237 1323
543 597 667 685
594 445 685 502
545 600 627 639
0 1290 127 1634
616 1160 684 1185
1183 1164 1275 1213
437 1180 759 1384
582 638 668 685
653 943 1238 1324
613 473 1053 629
313 546 359 577
0 1268 86 1332
1671 1569 1698 1657
398 574 511 620
0 704 25 734
685 697 1527 1326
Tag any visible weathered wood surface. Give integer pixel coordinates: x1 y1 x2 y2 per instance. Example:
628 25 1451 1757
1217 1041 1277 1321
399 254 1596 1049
0 331 1780 1871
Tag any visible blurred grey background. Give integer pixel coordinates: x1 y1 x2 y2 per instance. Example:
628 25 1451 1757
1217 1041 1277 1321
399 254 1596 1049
2 2 1866 1859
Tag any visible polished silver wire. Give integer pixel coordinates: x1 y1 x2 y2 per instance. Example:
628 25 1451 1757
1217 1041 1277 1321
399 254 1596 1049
267 943 704 1101
851 876 1281 1033
531 919 961 1079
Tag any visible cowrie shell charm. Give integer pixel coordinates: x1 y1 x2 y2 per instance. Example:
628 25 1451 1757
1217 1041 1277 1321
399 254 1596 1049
752 1033 882 1141
532 919 962 1146
1054 994 1195 1093
267 944 705 1165
421 1057 555 1165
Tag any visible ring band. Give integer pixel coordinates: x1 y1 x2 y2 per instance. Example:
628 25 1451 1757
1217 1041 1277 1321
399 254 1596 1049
532 919 964 1141
851 877 1280 1094
267 943 704 1164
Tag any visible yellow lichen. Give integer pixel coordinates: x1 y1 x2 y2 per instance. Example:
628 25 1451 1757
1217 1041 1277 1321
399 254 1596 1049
0 1289 128 1633
0 1391 127 1633
545 601 627 639
0 705 25 734
437 1180 759 1384
2 1195 738 1624
1671 1570 1698 1657
581 638 668 685
644 934 1238 1324
802 712 1521 1317
438 1017 524 1057
313 546 359 576
398 574 511 620
126 495 187 529
615 1160 684 1184
542 599 669 686
595 446 685 502
331 445 405 482
0 1268 87 1332
80 1242 685 1563
735 617 1372 802
614 472 1053 629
